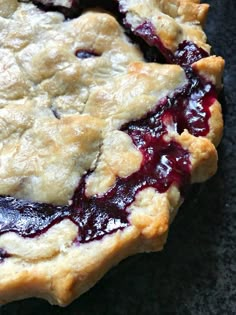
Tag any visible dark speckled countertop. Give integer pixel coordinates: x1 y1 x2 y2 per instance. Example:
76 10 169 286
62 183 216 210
1 0 235 314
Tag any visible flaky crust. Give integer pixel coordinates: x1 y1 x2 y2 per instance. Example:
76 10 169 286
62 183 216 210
0 0 224 306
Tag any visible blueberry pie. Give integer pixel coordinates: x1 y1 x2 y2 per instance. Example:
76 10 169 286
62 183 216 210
0 0 224 306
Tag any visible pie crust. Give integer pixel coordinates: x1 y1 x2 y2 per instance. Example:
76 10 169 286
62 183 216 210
0 0 224 306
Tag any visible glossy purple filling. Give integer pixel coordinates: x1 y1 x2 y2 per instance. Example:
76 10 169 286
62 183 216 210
133 21 209 65
0 248 10 263
0 4 217 246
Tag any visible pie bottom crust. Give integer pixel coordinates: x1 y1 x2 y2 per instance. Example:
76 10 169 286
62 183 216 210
0 129 218 306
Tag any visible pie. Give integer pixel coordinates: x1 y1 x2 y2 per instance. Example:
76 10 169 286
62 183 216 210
0 0 224 306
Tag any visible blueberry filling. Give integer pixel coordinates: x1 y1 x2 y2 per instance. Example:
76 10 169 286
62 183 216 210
133 21 209 66
76 50 100 59
0 249 10 263
0 2 218 246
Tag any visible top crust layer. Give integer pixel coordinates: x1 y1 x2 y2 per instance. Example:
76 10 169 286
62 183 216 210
0 0 224 307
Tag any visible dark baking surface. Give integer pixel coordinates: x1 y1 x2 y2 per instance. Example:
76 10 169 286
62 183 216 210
1 0 235 314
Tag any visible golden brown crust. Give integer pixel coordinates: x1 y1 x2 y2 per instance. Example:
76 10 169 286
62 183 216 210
208 100 223 147
193 56 225 90
177 131 218 183
0 0 224 307
193 56 225 146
